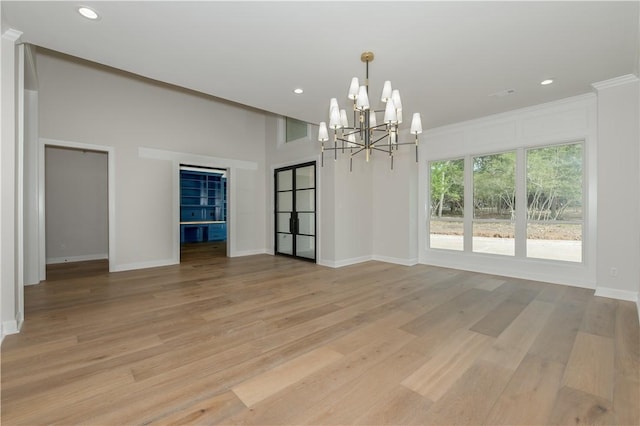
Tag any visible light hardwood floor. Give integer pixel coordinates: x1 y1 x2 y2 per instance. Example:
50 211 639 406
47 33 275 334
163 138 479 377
2 254 638 425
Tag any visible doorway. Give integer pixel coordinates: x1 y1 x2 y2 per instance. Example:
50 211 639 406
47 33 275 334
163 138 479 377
44 145 110 279
179 165 228 262
275 162 316 262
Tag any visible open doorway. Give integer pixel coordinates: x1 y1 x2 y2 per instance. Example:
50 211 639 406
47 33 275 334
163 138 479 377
179 165 228 263
44 146 109 280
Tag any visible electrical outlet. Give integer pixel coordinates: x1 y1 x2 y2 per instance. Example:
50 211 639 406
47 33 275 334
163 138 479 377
610 267 618 278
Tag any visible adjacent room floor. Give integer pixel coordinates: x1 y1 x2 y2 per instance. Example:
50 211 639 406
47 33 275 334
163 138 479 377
2 255 639 425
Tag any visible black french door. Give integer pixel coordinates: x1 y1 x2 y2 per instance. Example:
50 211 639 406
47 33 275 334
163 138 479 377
275 162 316 262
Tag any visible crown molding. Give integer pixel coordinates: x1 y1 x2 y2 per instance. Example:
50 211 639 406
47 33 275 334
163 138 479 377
591 74 639 91
424 93 595 137
1 28 23 43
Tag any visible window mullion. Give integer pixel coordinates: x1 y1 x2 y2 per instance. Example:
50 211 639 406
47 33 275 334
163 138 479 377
515 148 527 257
463 155 474 252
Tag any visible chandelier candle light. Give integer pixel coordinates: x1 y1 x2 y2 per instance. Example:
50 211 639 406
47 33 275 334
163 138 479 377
318 51 423 171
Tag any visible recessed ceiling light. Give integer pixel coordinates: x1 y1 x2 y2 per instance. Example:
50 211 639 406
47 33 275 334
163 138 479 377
293 88 304 94
78 7 99 20
541 79 554 85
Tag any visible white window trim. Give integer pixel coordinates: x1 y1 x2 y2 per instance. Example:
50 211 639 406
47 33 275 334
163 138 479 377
428 142 585 262
419 94 597 290
276 116 314 148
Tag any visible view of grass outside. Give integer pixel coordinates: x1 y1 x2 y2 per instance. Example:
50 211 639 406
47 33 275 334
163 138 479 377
429 143 583 262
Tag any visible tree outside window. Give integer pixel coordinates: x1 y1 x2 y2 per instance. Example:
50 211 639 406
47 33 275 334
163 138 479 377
473 152 516 256
428 143 583 262
527 143 583 262
429 159 464 251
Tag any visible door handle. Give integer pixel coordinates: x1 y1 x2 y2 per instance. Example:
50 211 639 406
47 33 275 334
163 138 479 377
289 213 299 235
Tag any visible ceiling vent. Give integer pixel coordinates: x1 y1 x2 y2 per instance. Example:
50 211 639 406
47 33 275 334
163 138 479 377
489 89 516 98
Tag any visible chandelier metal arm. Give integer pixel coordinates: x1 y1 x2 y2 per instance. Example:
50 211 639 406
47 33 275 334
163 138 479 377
318 51 423 171
350 146 367 157
325 139 366 150
392 141 419 147
369 134 389 146
370 146 394 154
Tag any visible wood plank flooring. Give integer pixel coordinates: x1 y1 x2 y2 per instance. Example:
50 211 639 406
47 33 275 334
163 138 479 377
1 254 638 425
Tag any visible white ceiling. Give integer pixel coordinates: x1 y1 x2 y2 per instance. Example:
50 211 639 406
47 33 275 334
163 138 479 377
2 1 639 129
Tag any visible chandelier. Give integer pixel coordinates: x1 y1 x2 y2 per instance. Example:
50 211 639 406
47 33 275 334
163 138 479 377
318 51 423 171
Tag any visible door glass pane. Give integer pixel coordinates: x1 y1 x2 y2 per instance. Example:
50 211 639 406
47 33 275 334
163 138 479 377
298 212 315 236
277 233 293 255
277 191 293 212
275 163 316 262
296 235 315 259
295 189 315 212
277 213 292 233
295 166 315 190
277 170 293 191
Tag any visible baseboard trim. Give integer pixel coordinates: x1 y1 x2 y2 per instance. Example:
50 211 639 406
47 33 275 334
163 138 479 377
230 249 268 257
594 286 639 302
3 310 24 339
47 253 108 265
319 255 419 269
111 258 178 273
421 255 595 291
2 319 19 336
372 255 418 267
319 255 374 268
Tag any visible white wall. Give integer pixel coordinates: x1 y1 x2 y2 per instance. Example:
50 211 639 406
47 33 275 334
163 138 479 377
23 89 38 284
372 147 419 265
637 17 640 317
333 156 373 266
1 27 23 340
45 146 108 263
593 76 640 302
36 49 268 272
419 94 599 289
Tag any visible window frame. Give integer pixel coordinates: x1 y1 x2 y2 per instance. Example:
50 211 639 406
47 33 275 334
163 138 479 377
427 141 586 264
428 157 465 251
276 116 312 147
524 141 585 263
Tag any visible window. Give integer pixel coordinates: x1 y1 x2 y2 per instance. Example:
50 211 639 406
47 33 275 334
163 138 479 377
429 159 464 250
428 142 585 263
285 117 309 143
473 151 516 256
526 143 583 262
